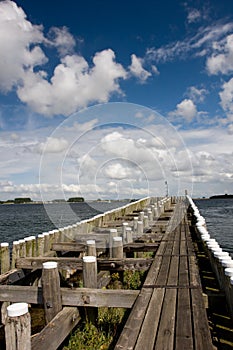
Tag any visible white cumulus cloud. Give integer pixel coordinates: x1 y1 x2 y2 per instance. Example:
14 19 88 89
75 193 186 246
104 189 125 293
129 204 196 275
129 54 151 82
35 137 69 153
169 99 197 122
219 77 233 121
206 34 233 75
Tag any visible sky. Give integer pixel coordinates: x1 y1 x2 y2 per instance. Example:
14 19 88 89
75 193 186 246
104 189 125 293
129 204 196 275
0 0 233 201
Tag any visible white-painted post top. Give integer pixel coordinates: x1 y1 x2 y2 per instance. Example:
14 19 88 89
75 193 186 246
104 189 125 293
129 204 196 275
42 261 58 269
7 303 28 317
83 256 96 263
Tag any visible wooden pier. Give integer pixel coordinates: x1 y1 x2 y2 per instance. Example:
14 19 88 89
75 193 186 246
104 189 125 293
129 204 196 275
0 196 232 349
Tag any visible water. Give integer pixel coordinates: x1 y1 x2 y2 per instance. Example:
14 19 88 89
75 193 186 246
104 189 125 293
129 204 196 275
194 198 233 256
0 199 232 257
0 201 127 244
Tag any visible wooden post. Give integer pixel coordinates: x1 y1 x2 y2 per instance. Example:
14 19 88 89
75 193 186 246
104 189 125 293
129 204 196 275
37 234 45 256
0 242 10 274
41 261 62 324
11 241 20 269
109 229 118 258
122 222 129 244
133 217 138 233
18 239 26 258
112 237 123 258
82 256 98 324
24 237 33 257
86 240 96 257
43 233 50 254
5 303 31 350
143 215 149 229
137 221 143 236
126 227 133 244
139 211 144 221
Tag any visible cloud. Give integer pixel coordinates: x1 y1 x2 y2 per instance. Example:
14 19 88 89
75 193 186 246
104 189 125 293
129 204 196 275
0 1 129 117
47 26 76 56
103 162 133 180
186 86 208 103
129 54 151 82
219 77 233 120
187 9 201 23
169 99 197 122
0 0 46 92
206 34 233 75
146 22 233 63
35 137 69 153
17 49 127 116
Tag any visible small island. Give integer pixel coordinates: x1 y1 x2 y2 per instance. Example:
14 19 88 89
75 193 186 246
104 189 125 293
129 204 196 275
209 194 233 199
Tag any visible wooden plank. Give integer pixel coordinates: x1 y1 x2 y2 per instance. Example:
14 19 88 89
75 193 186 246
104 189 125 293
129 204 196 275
167 255 179 286
0 285 42 304
31 307 81 350
52 242 85 252
155 255 171 286
134 288 165 350
191 288 213 350
114 288 153 349
179 256 189 286
143 255 163 286
123 242 159 252
176 288 193 349
0 285 139 308
16 257 153 271
189 255 201 287
154 288 177 350
61 288 139 308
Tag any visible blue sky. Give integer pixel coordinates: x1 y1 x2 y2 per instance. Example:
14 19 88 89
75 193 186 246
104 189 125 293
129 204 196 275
0 0 233 200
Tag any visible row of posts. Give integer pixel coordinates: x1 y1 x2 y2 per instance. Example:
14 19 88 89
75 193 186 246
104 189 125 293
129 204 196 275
0 197 172 274
188 196 233 320
4 257 98 350
2 196 173 349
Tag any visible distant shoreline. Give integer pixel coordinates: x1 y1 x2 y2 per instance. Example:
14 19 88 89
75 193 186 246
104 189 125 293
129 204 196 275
209 194 233 199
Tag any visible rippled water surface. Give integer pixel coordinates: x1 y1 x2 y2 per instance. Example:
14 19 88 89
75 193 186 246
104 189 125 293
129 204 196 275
0 199 232 256
0 201 127 244
194 198 233 255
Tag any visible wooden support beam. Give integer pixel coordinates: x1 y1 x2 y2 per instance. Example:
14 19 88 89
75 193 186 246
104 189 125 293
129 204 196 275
0 286 139 308
123 242 159 252
16 257 153 271
31 307 80 350
52 242 85 252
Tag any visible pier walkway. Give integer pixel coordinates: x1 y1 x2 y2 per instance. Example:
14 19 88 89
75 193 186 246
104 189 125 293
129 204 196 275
0 197 219 349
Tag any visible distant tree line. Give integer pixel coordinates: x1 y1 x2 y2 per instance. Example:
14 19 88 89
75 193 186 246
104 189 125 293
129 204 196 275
67 197 84 202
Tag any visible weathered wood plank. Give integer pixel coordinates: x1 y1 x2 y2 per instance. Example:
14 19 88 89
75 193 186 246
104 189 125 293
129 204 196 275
0 285 139 308
52 242 85 252
155 255 171 286
16 257 153 271
154 288 177 350
167 255 179 286
123 242 159 252
176 288 193 349
31 307 81 350
134 288 165 350
114 288 153 349
191 288 213 350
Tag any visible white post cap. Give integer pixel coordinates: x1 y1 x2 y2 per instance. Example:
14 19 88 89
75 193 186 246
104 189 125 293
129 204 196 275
83 256 96 263
7 303 28 317
113 237 122 242
1 242 9 247
42 261 58 269
86 240 95 245
225 267 233 277
221 259 233 268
